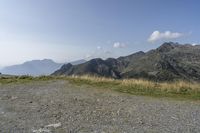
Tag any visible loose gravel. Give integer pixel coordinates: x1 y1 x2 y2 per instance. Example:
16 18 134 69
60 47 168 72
0 80 200 133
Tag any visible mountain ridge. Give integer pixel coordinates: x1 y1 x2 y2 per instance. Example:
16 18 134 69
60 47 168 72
52 42 200 81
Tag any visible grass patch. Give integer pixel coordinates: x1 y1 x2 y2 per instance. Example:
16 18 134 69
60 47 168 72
0 75 58 85
1 75 200 100
66 75 200 100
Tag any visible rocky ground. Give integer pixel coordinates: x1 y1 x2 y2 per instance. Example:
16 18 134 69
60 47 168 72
0 80 200 133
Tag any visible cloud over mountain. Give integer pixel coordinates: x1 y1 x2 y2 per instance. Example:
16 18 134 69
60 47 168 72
148 31 183 42
113 42 126 48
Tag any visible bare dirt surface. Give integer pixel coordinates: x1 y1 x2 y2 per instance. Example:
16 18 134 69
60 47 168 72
0 80 200 133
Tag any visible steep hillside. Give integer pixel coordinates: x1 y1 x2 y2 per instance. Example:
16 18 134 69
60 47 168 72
52 42 200 81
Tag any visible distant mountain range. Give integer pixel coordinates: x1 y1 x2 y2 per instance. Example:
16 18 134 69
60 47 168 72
1 59 86 76
52 42 200 81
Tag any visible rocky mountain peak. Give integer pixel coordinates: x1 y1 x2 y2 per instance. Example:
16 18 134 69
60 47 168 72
157 42 178 52
60 63 73 70
52 42 200 81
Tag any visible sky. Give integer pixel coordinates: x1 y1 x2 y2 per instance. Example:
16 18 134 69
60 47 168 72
0 0 200 67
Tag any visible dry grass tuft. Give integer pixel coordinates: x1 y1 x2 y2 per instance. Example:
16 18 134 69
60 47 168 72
66 75 200 100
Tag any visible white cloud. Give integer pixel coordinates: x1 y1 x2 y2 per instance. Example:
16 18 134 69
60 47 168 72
148 31 183 43
113 42 126 48
85 54 92 59
192 43 200 46
97 46 102 50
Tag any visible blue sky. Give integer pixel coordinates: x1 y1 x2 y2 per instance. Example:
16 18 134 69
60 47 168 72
0 0 199 67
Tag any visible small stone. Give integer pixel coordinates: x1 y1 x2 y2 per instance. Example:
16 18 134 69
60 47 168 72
11 96 18 100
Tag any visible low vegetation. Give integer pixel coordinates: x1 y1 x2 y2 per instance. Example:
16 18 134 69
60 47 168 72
1 75 200 100
66 75 200 100
0 75 55 84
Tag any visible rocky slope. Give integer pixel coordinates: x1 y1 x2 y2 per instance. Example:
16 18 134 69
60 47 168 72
52 42 200 81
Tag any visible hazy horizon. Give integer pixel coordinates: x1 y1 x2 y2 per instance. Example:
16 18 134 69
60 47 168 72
0 58 88 69
1 0 200 67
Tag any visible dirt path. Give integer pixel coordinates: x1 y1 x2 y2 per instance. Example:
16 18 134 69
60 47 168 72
0 80 200 133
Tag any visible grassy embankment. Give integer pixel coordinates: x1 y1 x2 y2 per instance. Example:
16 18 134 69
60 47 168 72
1 75 200 100
66 75 200 100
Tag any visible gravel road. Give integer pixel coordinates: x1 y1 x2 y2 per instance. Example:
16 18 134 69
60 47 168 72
0 80 200 133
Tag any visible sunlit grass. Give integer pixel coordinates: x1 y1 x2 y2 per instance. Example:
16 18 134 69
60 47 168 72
1 75 200 100
66 75 200 100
